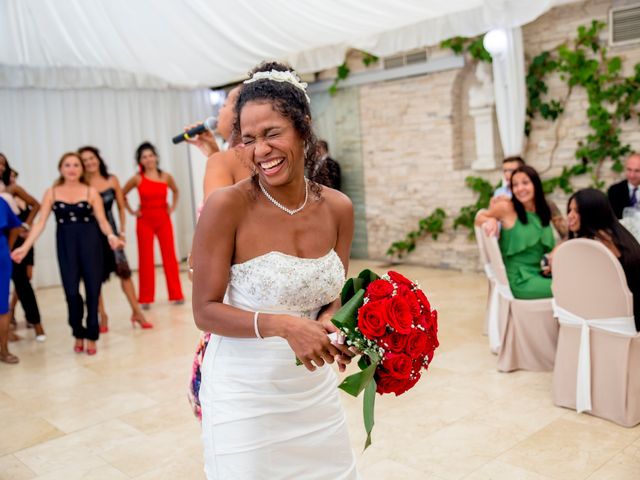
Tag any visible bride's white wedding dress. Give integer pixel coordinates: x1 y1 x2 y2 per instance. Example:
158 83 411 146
200 250 359 479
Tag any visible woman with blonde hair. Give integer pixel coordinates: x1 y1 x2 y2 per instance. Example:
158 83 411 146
12 153 122 355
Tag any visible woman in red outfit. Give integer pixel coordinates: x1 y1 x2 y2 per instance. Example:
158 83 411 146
122 142 184 309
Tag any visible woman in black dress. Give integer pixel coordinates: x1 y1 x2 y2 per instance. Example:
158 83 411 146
12 153 123 355
566 188 640 331
79 146 152 330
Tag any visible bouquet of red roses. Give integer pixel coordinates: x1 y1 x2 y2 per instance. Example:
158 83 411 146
332 269 439 449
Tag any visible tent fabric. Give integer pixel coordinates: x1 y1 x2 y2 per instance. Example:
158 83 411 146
1 0 570 89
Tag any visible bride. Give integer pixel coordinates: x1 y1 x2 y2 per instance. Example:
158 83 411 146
191 61 359 479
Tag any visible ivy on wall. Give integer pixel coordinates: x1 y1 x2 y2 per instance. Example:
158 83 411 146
387 20 640 259
329 52 379 94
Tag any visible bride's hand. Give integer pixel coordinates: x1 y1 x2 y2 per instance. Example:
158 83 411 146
318 314 356 373
284 316 342 372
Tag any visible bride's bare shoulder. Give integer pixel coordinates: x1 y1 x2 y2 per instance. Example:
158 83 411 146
319 185 352 216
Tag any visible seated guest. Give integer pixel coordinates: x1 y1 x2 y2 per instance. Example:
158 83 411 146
493 156 525 199
476 165 555 299
492 156 568 238
607 152 640 219
567 188 640 331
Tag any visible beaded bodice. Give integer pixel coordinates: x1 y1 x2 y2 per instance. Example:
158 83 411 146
52 200 95 225
226 250 345 319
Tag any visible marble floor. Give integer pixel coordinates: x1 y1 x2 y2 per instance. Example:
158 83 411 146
1 260 638 480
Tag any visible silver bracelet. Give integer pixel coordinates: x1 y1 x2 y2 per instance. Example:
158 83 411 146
253 311 262 339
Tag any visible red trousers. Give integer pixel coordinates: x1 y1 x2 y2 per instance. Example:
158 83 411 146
136 210 184 303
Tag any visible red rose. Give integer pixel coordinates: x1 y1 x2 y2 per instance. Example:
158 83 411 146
414 288 431 313
417 313 432 330
375 370 421 396
406 330 429 359
366 279 394 302
413 356 427 373
357 300 389 339
380 331 408 353
388 271 413 288
397 284 411 296
424 332 439 363
428 328 439 350
401 290 421 318
386 296 413 334
383 353 413 379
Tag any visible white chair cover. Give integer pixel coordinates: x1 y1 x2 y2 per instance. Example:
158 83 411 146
552 301 636 413
485 263 513 353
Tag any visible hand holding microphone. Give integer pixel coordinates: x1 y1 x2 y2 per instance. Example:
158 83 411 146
173 117 221 158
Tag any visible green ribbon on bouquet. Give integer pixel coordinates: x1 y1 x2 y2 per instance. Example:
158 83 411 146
331 269 381 450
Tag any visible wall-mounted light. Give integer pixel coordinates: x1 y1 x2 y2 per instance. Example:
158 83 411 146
483 29 508 56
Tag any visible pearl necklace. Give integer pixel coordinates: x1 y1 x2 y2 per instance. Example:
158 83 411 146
258 177 308 215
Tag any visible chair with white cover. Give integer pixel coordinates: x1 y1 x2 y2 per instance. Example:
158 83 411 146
482 230 557 372
551 238 640 427
474 220 493 340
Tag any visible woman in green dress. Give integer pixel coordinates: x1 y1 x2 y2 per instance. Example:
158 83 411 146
476 166 555 299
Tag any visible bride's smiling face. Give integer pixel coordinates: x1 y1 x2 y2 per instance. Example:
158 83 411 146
239 100 305 186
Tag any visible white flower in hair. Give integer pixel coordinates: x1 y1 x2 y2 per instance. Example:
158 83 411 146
244 69 310 104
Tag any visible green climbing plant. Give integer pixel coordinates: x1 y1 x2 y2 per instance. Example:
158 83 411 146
525 20 640 189
452 176 496 237
386 208 447 258
329 52 379 94
387 21 640 258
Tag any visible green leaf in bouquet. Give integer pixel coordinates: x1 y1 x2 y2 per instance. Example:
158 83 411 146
332 289 365 332
337 355 377 397
357 269 380 288
340 269 380 304
340 277 362 304
363 379 377 450
357 355 370 370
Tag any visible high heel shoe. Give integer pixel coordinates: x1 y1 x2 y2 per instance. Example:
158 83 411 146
131 315 153 329
99 313 109 334
73 340 84 353
86 341 97 355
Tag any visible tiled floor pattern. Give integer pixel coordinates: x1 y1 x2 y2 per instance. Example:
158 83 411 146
1 260 638 479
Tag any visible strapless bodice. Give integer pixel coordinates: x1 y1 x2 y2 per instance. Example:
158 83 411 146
226 250 345 318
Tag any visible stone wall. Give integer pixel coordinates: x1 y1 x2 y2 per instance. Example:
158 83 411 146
358 69 485 271
322 0 640 271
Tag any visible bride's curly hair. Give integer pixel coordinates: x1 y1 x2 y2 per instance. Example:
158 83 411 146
233 61 324 198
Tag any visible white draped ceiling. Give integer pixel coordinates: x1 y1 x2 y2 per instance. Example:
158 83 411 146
1 0 575 88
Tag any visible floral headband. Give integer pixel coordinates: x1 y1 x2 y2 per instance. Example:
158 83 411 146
243 69 310 104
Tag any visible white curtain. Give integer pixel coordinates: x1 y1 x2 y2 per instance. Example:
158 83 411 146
489 27 526 157
0 86 211 287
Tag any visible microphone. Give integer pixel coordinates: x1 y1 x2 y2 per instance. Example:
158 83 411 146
172 117 217 144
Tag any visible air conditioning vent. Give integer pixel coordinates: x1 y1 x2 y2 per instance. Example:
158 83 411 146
384 55 405 69
406 50 427 65
383 49 428 69
610 4 640 46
